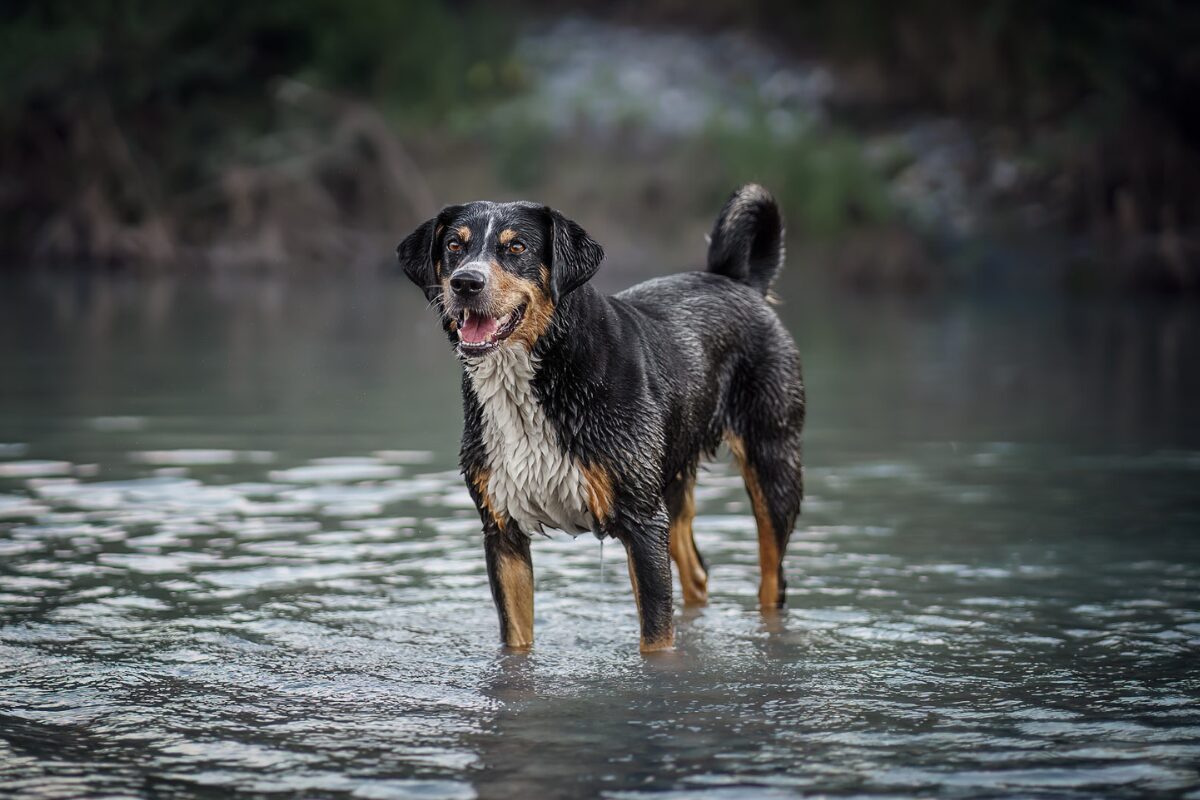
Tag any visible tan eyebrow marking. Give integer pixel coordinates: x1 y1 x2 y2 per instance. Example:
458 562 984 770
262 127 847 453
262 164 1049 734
499 229 519 245
455 225 471 241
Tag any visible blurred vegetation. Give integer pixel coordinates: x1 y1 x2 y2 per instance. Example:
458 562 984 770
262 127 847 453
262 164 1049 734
707 124 894 238
1 0 1198 290
597 0 1198 126
592 0 1200 289
0 0 518 266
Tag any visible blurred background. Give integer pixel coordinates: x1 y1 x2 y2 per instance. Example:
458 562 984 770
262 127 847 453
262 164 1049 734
3 0 1199 290
3 4 1200 798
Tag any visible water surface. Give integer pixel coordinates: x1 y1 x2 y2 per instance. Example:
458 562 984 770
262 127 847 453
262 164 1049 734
2 271 1199 798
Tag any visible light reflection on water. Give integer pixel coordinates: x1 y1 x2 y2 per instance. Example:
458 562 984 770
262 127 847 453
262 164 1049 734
1 272 1199 799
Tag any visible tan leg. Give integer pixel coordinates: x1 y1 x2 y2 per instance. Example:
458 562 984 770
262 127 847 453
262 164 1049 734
745 467 783 608
667 475 708 605
485 530 534 648
729 436 786 608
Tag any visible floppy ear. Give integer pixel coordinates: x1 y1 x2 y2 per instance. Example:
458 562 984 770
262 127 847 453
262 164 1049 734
545 207 604 304
397 206 462 303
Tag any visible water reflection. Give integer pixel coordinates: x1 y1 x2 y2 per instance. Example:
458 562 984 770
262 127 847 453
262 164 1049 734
1 272 1198 798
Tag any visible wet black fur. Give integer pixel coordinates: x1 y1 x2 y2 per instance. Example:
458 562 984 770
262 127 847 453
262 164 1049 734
398 185 805 648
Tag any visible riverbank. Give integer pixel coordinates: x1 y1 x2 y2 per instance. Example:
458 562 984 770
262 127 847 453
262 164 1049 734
3 6 1196 293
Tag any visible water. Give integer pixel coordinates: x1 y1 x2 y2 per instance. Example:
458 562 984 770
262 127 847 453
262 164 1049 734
2 270 1199 799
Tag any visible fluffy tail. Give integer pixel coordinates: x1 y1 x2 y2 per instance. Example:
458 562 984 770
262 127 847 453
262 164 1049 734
706 184 784 296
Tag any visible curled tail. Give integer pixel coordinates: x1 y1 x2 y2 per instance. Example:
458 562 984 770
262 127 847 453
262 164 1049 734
706 184 784 296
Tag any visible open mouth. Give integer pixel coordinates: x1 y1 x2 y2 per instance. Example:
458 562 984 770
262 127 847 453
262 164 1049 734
456 304 526 355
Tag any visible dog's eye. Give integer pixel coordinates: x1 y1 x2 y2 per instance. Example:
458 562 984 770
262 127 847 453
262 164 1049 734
507 242 526 255
447 240 463 253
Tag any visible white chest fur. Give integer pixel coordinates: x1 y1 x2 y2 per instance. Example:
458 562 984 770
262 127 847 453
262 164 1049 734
465 347 594 535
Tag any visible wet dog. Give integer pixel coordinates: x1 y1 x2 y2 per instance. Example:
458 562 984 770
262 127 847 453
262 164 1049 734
397 185 805 651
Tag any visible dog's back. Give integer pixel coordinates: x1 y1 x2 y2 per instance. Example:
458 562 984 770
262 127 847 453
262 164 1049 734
615 185 802 463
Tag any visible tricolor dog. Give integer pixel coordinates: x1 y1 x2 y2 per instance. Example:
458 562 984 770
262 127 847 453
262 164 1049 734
398 185 805 651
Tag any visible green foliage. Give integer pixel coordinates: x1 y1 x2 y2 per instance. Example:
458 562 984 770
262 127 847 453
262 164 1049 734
297 0 520 123
0 0 521 254
2 0 1196 279
707 123 893 238
0 0 518 161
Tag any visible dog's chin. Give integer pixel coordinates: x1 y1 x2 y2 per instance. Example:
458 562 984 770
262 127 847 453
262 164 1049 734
454 304 527 358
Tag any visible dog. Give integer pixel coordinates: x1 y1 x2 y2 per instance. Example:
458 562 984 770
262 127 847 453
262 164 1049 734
397 184 805 652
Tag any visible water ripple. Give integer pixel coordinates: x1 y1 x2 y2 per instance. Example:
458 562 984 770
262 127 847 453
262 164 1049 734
2 444 1198 798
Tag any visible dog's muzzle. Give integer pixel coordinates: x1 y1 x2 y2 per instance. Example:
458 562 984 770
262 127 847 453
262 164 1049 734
449 265 487 299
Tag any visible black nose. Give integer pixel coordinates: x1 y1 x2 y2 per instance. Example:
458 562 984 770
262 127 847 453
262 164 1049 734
450 269 486 297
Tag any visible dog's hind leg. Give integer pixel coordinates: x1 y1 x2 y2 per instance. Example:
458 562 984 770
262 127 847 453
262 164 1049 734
665 466 708 605
484 526 534 649
727 429 803 609
725 347 805 608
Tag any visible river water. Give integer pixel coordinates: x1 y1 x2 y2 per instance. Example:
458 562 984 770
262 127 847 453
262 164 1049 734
1 269 1198 799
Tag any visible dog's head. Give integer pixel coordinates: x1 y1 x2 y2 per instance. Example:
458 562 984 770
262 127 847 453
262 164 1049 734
397 201 603 358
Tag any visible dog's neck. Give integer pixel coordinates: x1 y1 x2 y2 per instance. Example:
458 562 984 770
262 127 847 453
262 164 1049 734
461 312 596 535
530 284 606 371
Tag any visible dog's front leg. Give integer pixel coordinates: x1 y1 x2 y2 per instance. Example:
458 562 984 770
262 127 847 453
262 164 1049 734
484 524 534 649
614 511 675 652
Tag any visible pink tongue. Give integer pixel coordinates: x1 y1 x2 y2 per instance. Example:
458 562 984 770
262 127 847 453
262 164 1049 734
461 314 498 344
